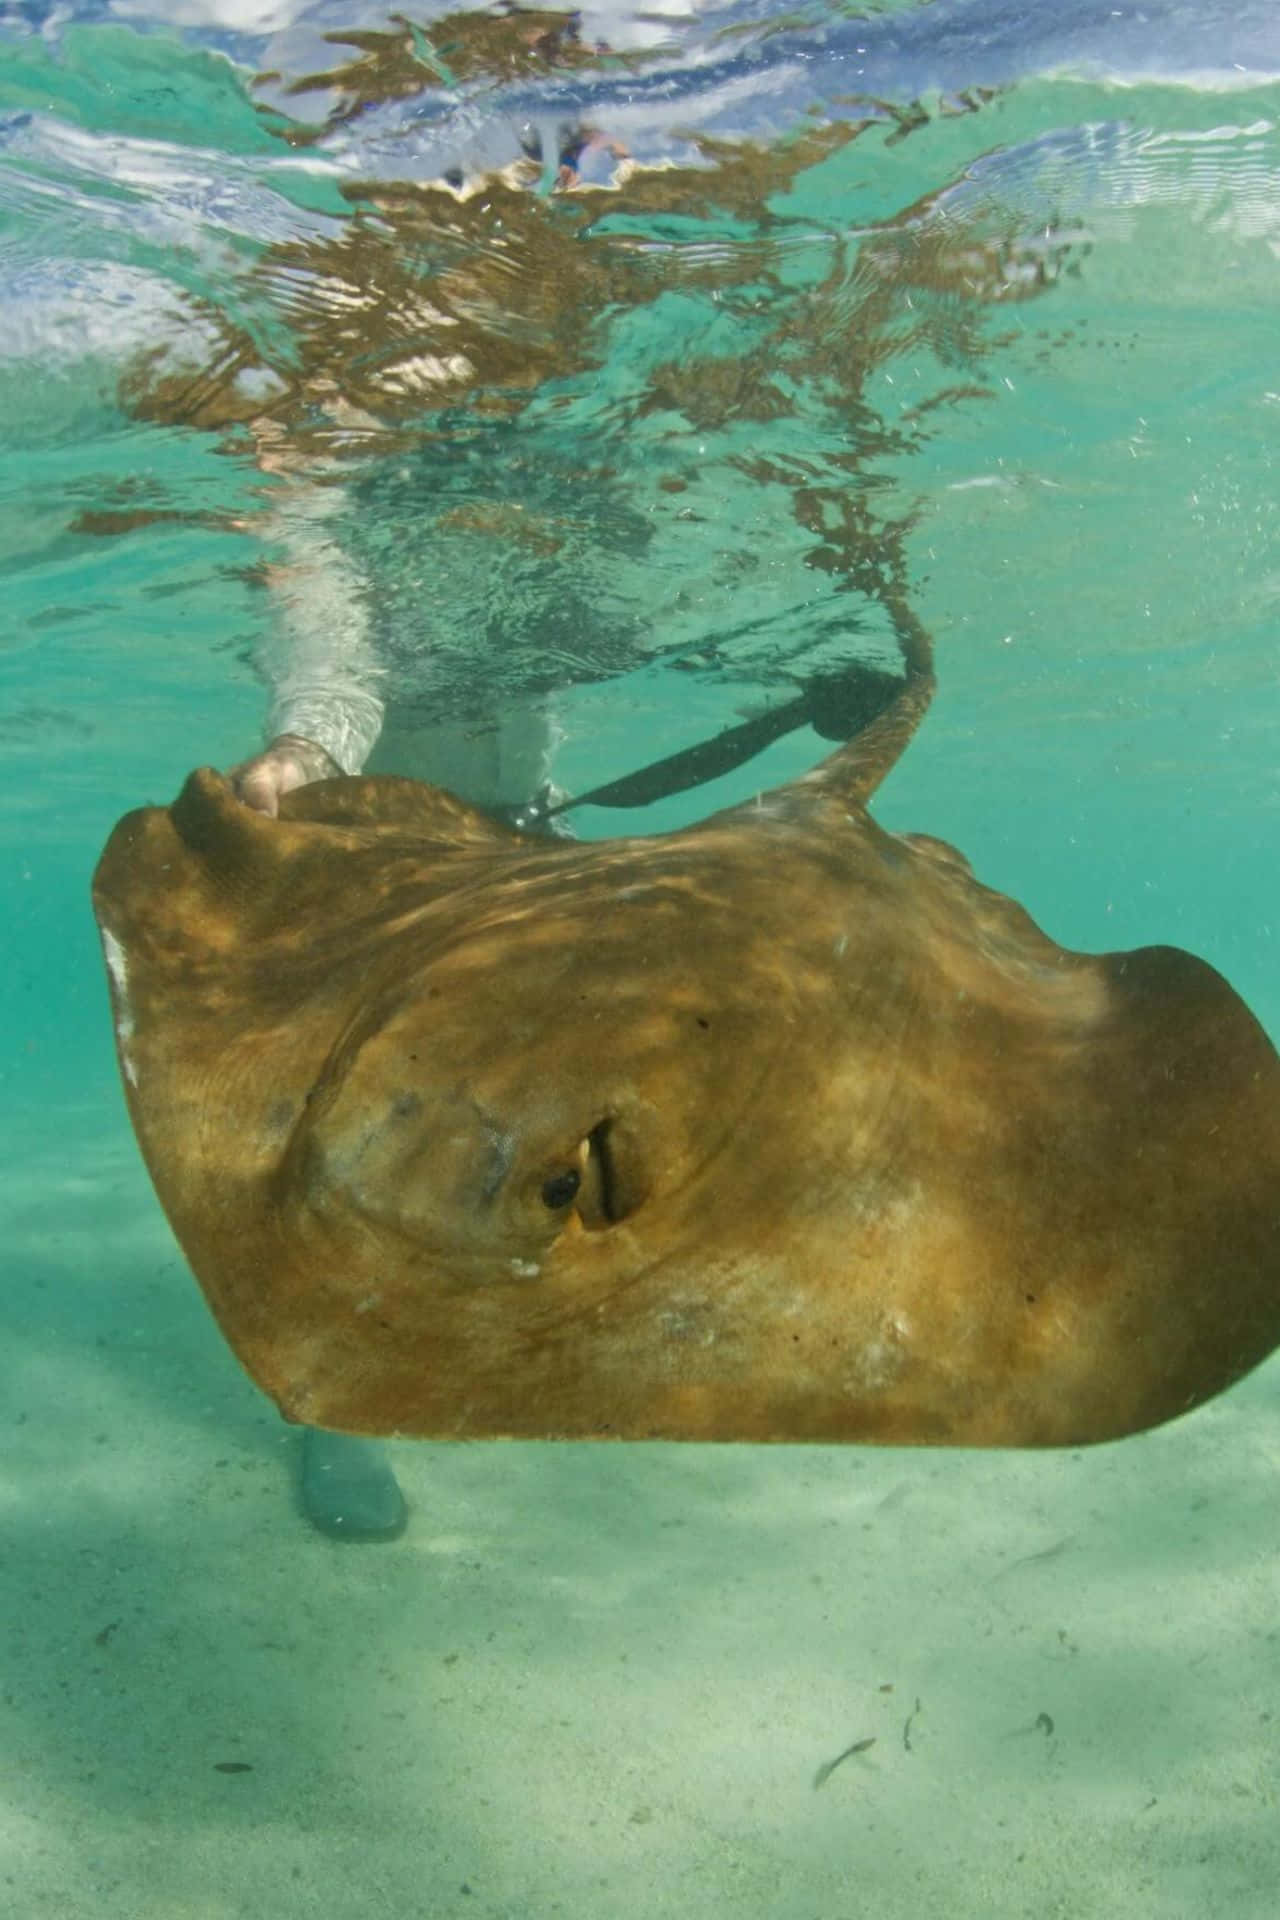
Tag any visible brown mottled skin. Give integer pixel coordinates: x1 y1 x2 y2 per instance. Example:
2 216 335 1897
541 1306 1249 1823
92 668 1280 1446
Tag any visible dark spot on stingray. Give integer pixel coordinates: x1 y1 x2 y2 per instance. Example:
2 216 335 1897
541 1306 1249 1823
695 1015 710 1030
541 1168 581 1209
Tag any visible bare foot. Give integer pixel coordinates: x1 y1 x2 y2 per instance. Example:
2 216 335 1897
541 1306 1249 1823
299 1429 409 1542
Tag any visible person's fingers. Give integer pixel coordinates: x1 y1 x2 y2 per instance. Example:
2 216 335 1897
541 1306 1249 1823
228 735 342 816
231 758 284 816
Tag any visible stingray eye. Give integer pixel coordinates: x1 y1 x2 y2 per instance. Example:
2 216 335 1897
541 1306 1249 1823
540 1168 581 1210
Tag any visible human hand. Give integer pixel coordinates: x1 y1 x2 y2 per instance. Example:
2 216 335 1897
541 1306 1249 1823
228 733 343 817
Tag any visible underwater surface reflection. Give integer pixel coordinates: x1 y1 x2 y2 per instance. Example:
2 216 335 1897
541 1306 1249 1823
3 3 1280 1916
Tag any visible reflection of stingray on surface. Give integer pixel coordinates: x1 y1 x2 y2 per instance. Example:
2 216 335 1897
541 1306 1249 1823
56 2 1171 764
113 84 1074 725
92 604 1280 1448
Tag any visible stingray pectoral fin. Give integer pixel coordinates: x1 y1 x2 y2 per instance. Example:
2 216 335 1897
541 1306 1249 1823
1082 940 1280 1423
281 772 520 849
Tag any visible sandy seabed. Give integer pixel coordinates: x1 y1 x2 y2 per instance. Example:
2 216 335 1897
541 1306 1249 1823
3 1090 1279 1920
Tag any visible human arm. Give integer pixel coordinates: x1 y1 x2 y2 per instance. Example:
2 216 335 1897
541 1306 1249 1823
245 453 386 783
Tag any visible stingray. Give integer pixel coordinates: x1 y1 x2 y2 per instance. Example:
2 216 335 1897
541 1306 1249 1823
92 655 1280 1447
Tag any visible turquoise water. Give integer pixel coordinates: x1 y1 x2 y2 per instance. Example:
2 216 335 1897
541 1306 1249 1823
4 5 1280 1915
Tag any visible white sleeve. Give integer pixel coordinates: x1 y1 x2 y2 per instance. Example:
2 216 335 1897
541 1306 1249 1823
255 476 386 774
